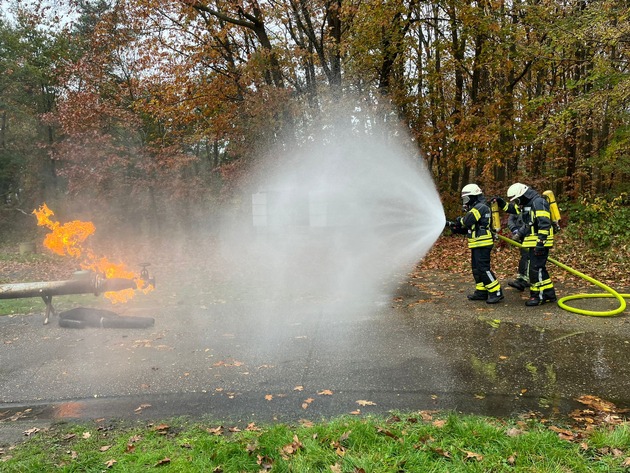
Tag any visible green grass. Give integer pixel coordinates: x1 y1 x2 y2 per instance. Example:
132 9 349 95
1 413 629 472
0 294 120 317
0 298 46 316
0 252 55 264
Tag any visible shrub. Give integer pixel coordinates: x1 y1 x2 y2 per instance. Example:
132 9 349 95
563 193 629 251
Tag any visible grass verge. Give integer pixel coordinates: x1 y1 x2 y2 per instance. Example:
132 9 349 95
1 411 629 472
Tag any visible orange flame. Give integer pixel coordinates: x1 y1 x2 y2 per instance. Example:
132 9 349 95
33 203 153 303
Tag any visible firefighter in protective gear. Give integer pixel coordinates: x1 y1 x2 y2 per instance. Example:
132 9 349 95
506 211 530 291
494 183 558 306
449 184 504 304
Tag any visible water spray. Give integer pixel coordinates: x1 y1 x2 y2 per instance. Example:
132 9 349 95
221 109 446 311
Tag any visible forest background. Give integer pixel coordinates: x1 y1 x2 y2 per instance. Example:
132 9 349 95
0 0 628 284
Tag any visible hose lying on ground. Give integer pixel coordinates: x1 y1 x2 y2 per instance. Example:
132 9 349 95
496 233 629 317
59 307 155 328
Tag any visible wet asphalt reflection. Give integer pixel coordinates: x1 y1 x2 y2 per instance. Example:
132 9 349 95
1 298 629 429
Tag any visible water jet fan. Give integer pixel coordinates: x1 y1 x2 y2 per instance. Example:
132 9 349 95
226 114 445 309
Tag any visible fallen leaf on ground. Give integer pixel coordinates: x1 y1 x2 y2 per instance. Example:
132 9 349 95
280 435 303 459
356 400 376 406
257 454 273 470
431 447 451 458
506 428 524 437
549 425 574 440
463 450 483 461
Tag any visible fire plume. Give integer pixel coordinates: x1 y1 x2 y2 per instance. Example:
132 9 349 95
32 203 153 303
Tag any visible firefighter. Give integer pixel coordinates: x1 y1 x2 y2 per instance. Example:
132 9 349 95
494 183 558 306
506 211 530 291
449 184 504 304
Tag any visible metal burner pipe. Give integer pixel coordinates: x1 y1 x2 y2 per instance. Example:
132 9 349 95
0 275 136 299
0 273 137 324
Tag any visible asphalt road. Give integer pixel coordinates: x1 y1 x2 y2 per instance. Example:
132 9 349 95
1 270 629 445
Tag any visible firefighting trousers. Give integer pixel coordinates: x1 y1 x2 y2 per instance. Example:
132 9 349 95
470 246 501 294
518 247 529 279
528 247 557 300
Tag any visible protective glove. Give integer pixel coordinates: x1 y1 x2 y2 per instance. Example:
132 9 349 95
493 196 507 209
534 240 546 256
448 217 466 235
511 231 522 243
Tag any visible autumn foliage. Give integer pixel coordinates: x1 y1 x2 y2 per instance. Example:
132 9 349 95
0 0 628 234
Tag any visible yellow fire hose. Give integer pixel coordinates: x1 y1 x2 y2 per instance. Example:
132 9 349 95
496 233 629 317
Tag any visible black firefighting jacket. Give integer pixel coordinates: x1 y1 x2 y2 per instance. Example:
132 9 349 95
456 196 494 249
501 188 554 248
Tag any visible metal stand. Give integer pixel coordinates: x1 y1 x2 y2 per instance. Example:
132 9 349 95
42 295 56 325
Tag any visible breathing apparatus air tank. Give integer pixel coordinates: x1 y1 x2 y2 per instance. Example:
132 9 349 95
543 190 561 231
490 200 501 234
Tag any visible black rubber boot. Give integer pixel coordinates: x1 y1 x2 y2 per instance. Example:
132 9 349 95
487 291 504 304
525 296 541 306
508 278 529 291
526 293 557 306
467 291 488 301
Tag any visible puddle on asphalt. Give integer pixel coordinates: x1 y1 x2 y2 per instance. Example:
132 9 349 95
428 317 630 415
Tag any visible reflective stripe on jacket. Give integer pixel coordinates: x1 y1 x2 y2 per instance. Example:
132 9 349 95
503 191 554 248
462 200 494 249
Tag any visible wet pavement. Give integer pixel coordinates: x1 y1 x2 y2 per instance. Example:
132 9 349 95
1 270 629 445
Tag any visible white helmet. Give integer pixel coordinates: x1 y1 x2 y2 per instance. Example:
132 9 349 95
461 184 482 206
507 183 529 201
461 184 482 197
